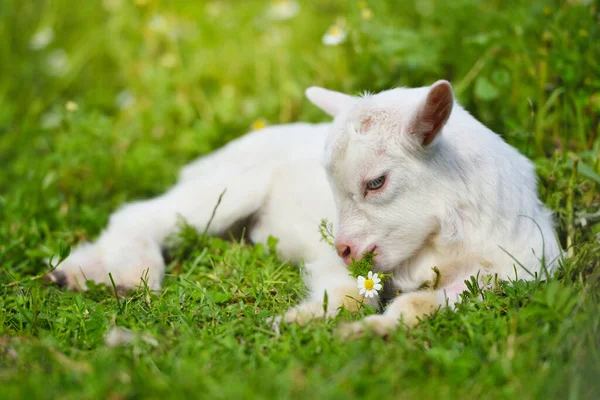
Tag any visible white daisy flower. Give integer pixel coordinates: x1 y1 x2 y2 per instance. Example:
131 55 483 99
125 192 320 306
322 25 347 46
30 27 54 50
40 110 62 130
46 49 71 77
357 271 382 298
148 14 169 34
159 52 178 68
102 0 122 12
268 1 300 21
206 2 224 17
115 89 136 110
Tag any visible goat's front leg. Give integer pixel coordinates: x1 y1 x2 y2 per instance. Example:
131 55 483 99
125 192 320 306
281 251 375 325
337 281 468 339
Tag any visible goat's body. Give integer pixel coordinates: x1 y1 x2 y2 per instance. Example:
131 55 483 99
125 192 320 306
390 104 560 294
49 123 345 291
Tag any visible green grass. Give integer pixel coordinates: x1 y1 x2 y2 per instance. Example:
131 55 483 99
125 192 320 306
1 0 599 398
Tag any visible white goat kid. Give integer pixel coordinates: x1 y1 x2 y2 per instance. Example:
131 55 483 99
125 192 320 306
305 80 561 336
47 80 560 336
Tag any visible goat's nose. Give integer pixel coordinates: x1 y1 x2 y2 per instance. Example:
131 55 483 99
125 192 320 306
335 241 354 265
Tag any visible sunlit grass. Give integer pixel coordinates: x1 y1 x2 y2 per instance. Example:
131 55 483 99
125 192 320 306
0 0 599 398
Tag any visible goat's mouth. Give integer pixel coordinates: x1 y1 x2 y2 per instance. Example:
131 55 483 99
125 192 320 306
366 246 390 272
367 245 378 256
361 244 378 263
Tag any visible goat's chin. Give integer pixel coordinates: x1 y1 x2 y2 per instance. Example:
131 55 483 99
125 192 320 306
372 248 417 272
372 256 402 273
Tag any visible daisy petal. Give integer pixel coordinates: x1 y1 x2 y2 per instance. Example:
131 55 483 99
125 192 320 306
368 271 373 279
374 284 382 291
359 288 366 295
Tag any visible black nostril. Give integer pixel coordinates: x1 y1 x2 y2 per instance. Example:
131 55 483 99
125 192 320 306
342 246 351 259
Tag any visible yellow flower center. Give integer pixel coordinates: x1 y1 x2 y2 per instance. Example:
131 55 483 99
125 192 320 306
364 279 374 291
252 119 267 130
329 26 341 36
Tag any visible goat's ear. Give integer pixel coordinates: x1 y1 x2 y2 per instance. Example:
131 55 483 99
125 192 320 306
305 87 354 117
410 80 454 146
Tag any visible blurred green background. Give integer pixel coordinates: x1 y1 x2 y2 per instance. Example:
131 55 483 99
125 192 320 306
0 1 599 398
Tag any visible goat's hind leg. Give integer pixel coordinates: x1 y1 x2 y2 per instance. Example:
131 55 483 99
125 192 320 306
47 168 273 291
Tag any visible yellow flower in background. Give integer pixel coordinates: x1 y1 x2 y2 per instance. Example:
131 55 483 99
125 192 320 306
65 101 79 112
160 53 179 68
322 25 347 46
102 0 122 12
361 8 373 20
251 119 267 131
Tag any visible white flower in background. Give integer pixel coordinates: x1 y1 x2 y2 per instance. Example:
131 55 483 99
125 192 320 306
206 2 224 17
102 0 122 12
40 111 62 130
322 24 347 46
415 0 435 17
268 1 300 21
46 49 71 76
357 271 382 298
65 101 79 112
148 14 169 34
30 27 54 50
567 0 593 5
159 52 178 68
105 327 135 348
116 89 136 110
105 326 158 348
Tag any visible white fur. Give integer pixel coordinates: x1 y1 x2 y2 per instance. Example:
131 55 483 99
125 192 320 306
311 81 561 335
53 82 561 336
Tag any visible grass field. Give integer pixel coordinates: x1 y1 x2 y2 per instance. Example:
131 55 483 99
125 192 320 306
1 0 599 398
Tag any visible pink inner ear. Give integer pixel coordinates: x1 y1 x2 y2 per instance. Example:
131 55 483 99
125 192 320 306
417 82 454 146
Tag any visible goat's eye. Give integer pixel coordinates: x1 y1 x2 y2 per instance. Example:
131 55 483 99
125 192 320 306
365 175 386 191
